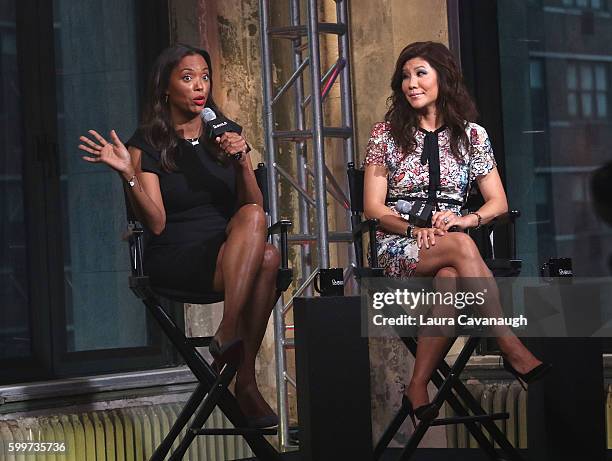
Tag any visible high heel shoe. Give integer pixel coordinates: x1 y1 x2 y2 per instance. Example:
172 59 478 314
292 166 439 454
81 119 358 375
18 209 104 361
209 337 244 371
246 413 279 429
402 395 439 426
502 359 552 390
235 383 279 429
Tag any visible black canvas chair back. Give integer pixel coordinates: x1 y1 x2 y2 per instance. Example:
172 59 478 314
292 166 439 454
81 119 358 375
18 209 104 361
346 162 526 461
123 163 290 461
347 162 383 278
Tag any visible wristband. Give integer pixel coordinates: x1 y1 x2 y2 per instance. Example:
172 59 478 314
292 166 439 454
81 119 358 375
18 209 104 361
406 225 414 239
470 212 482 229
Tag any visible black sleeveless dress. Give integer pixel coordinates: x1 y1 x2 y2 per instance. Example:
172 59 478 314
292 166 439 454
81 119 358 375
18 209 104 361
126 131 237 293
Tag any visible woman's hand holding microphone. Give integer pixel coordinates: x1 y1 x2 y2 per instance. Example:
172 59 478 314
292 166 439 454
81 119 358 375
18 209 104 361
215 132 249 164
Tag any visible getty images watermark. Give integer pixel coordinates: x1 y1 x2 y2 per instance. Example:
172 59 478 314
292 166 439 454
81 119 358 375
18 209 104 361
371 287 527 329
360 276 612 338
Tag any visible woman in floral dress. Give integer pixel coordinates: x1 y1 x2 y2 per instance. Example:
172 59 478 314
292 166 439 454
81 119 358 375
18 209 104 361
363 41 550 422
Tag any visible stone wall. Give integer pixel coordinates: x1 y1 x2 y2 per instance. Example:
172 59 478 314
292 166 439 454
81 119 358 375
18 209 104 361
349 0 450 447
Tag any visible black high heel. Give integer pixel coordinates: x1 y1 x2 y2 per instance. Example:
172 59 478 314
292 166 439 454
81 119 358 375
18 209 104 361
209 337 244 371
502 359 552 390
246 413 279 429
402 395 439 426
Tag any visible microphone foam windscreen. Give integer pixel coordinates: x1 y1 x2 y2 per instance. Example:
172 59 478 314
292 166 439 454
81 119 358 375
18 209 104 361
395 199 411 214
202 108 217 122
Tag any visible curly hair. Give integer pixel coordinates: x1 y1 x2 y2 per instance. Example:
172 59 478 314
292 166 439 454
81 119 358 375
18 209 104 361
139 44 225 171
385 41 478 160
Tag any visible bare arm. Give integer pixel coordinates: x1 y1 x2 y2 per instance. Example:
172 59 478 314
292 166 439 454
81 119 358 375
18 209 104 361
124 147 166 234
363 164 413 236
431 167 508 231
473 167 508 222
364 163 446 249
216 132 263 207
79 130 166 235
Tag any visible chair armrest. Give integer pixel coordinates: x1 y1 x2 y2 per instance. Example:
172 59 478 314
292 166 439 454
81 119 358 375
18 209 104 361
471 209 521 261
485 210 521 228
268 219 292 235
268 220 293 291
268 219 292 267
351 218 380 269
125 221 145 277
352 218 379 238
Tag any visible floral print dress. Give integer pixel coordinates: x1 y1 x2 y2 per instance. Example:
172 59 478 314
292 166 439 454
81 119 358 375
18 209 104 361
363 121 496 278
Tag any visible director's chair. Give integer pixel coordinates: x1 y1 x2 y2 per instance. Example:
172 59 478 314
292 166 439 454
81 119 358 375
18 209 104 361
125 163 291 461
347 161 525 461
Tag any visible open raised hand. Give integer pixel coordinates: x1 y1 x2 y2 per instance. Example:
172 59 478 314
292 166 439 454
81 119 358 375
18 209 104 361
79 129 134 176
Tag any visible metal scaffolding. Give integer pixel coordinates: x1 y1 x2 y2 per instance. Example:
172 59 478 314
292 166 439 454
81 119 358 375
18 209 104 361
259 0 356 451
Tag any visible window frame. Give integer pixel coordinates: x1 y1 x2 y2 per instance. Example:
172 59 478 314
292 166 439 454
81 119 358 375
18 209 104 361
453 0 612 354
0 0 178 386
566 60 609 119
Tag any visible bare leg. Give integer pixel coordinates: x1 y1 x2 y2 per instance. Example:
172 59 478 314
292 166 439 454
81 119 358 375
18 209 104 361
235 244 280 418
405 267 456 409
413 233 542 376
212 204 267 346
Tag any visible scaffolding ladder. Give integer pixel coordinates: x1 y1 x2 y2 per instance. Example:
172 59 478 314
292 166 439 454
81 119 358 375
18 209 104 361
259 0 356 451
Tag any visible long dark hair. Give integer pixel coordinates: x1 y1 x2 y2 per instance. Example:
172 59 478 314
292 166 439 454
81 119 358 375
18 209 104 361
140 44 224 171
385 41 478 160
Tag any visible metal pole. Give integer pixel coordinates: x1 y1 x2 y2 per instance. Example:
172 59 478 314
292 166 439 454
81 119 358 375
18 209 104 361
337 0 355 166
259 0 291 450
291 0 313 296
307 0 330 269
337 0 357 269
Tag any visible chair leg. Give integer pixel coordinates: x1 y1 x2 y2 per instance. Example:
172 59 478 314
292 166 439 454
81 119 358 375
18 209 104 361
403 337 525 461
149 383 208 461
373 335 524 461
373 397 412 460
396 418 433 460
402 338 504 461
141 296 281 460
439 368 524 460
169 364 238 461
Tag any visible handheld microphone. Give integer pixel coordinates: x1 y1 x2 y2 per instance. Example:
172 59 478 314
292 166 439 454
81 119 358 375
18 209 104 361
394 198 435 228
395 199 412 214
201 108 244 160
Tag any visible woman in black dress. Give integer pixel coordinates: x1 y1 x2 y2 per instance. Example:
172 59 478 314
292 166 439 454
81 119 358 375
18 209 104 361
78 44 279 428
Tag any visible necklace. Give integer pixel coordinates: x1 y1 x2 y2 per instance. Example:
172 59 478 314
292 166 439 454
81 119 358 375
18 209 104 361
183 124 203 146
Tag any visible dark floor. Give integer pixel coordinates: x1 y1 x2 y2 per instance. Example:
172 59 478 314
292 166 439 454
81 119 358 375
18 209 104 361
239 448 527 461
239 449 612 461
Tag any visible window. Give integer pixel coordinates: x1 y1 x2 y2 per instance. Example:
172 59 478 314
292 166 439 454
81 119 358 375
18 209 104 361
567 62 609 119
0 0 173 385
459 0 612 279
561 0 604 10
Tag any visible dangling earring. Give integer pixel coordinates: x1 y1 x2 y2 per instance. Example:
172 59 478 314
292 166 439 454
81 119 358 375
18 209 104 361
164 94 169 104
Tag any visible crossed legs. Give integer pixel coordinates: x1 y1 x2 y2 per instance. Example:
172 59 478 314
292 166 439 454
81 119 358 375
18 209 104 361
404 232 542 409
213 203 280 420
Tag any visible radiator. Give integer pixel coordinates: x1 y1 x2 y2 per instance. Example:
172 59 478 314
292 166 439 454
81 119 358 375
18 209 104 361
446 382 612 449
444 382 528 449
0 403 253 460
